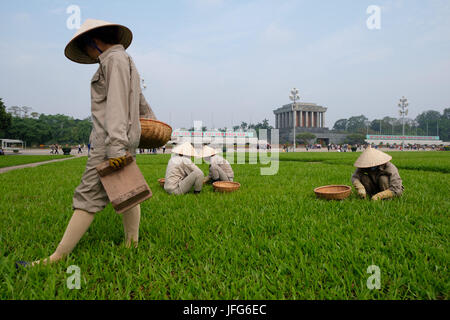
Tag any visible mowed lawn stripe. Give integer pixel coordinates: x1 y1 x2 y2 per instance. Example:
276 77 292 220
0 155 72 169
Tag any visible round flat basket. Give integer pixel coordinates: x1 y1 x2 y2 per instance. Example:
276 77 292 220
158 178 165 188
139 118 172 149
314 185 352 200
212 181 241 193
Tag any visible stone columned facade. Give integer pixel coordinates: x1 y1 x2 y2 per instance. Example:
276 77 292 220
273 102 348 145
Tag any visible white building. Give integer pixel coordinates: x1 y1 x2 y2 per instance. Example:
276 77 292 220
365 135 449 146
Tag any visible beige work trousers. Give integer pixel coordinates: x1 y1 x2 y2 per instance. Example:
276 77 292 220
210 165 233 182
168 170 204 195
72 145 136 213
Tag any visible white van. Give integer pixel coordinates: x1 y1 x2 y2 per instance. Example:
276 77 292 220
0 139 24 154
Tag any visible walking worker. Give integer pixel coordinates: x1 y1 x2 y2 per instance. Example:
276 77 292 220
17 19 157 268
164 142 204 195
202 145 234 183
351 146 404 201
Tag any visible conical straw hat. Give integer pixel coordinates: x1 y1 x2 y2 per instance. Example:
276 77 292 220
202 145 217 158
64 19 133 64
354 146 392 168
172 142 198 157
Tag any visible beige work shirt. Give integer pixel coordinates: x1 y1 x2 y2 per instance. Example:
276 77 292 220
73 44 156 213
164 155 203 193
90 44 155 157
209 154 234 179
351 161 404 196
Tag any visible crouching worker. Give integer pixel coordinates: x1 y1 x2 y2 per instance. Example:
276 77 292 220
15 19 157 268
202 145 234 183
164 142 204 195
351 146 404 201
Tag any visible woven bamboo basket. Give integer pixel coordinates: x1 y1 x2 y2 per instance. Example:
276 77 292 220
158 178 165 187
212 181 241 193
139 118 172 149
314 185 352 200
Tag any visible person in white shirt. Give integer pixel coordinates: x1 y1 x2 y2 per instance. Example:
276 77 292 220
202 145 234 183
164 142 204 195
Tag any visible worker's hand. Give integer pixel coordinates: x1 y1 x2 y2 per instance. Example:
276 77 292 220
353 180 366 199
109 155 128 169
356 188 367 199
372 189 394 201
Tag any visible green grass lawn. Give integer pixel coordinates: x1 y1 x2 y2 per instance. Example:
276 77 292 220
0 155 72 169
0 152 448 299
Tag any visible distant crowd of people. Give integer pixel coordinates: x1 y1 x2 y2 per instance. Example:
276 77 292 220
385 144 434 151
326 144 363 152
138 145 167 154
47 144 171 156
49 144 90 155
50 144 60 154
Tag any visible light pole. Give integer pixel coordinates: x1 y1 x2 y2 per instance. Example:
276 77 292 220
289 88 300 151
365 120 371 136
398 96 409 136
398 96 409 148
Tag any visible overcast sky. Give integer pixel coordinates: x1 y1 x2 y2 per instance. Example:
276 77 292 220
1 0 449 130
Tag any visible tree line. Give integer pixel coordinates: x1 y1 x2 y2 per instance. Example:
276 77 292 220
0 98 92 147
187 119 274 138
332 109 450 142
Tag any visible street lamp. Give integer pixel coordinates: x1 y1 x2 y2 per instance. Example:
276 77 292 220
398 96 409 149
289 88 300 151
364 120 371 136
398 96 409 136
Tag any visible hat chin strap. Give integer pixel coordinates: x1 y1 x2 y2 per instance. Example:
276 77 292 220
86 36 103 54
92 42 103 54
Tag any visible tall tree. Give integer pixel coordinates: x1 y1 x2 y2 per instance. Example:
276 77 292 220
415 110 442 136
0 98 12 137
439 109 450 141
333 119 348 131
240 122 248 131
347 115 368 133
442 108 450 120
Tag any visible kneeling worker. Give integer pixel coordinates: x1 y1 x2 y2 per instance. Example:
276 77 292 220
352 146 404 200
164 142 204 195
202 145 234 183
